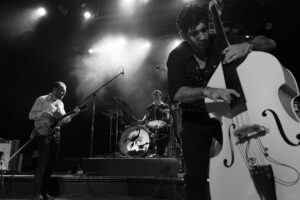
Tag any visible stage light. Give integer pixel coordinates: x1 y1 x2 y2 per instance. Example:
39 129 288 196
31 7 47 20
170 39 181 49
143 40 152 49
183 0 196 3
141 0 150 4
165 38 182 55
83 11 92 20
73 35 153 100
36 7 47 17
122 0 135 6
120 0 135 15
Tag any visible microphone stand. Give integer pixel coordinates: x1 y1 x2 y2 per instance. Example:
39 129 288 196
84 71 124 158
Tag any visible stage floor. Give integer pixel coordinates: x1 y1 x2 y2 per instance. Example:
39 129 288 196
0 194 177 200
1 157 185 200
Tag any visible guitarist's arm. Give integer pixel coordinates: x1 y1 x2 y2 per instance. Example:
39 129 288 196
29 97 54 122
57 107 81 125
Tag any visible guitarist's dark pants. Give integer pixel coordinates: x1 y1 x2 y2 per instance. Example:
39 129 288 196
34 133 60 196
180 114 222 200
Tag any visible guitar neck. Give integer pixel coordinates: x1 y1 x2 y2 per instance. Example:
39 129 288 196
57 104 87 122
57 110 75 122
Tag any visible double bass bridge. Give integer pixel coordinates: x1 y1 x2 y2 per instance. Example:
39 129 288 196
233 124 269 144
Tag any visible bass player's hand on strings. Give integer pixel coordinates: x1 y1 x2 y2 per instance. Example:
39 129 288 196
204 87 240 104
222 42 252 64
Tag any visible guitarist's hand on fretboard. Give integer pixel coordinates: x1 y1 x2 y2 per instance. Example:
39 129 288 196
72 107 81 117
59 106 81 125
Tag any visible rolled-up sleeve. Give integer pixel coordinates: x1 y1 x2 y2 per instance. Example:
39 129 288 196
29 97 43 120
167 51 186 102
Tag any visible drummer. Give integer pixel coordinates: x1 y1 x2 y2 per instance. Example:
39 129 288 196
143 89 170 156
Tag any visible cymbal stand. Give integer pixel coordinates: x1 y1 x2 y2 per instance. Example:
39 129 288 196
0 152 4 194
170 103 184 172
106 110 124 158
109 115 113 153
115 111 119 153
84 70 124 158
167 101 183 158
168 115 176 157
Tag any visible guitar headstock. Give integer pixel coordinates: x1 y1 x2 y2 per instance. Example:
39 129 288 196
77 104 88 112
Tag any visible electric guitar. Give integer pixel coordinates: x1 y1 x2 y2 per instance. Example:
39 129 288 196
34 104 88 136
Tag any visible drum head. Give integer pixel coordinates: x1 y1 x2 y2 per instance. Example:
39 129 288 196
119 126 150 157
147 120 166 129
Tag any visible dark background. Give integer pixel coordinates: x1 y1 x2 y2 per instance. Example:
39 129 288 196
1 0 299 159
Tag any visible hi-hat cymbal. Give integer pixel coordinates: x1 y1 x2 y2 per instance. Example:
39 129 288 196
112 96 129 107
101 109 123 119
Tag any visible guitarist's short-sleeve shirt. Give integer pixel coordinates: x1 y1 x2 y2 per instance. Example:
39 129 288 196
29 93 66 121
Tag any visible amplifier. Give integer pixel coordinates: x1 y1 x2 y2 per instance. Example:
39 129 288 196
0 140 20 171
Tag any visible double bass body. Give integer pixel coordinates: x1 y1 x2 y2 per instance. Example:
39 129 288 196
206 51 300 200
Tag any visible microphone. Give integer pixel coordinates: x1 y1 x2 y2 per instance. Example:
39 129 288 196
121 67 125 76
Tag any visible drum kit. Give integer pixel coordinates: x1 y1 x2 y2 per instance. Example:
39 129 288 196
102 97 182 158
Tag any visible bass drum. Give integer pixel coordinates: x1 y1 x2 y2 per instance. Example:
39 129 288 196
119 125 151 157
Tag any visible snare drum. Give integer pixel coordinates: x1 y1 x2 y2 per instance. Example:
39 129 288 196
146 104 169 129
119 125 151 157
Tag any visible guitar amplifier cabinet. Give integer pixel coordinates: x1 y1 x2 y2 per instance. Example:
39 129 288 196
0 140 20 171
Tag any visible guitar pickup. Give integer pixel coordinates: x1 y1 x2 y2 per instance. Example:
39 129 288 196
233 124 269 144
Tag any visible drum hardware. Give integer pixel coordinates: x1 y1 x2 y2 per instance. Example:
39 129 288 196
102 110 119 153
146 120 166 129
119 125 151 158
102 109 124 158
83 70 124 158
166 103 183 158
115 99 183 158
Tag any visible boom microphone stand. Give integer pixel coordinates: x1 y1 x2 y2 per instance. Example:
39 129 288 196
84 69 124 158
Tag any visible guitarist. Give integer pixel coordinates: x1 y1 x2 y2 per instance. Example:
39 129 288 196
166 3 276 200
29 81 80 200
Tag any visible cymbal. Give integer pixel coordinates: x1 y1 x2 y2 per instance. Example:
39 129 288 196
101 109 123 119
112 96 129 107
111 96 137 124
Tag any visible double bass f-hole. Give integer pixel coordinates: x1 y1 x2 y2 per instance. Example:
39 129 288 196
262 109 300 146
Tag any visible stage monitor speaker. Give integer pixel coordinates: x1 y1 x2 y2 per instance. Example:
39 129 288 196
0 140 20 171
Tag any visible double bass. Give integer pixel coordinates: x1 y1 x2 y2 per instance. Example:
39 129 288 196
205 1 300 199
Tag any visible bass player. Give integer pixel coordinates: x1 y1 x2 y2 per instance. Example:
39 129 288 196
167 3 276 200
